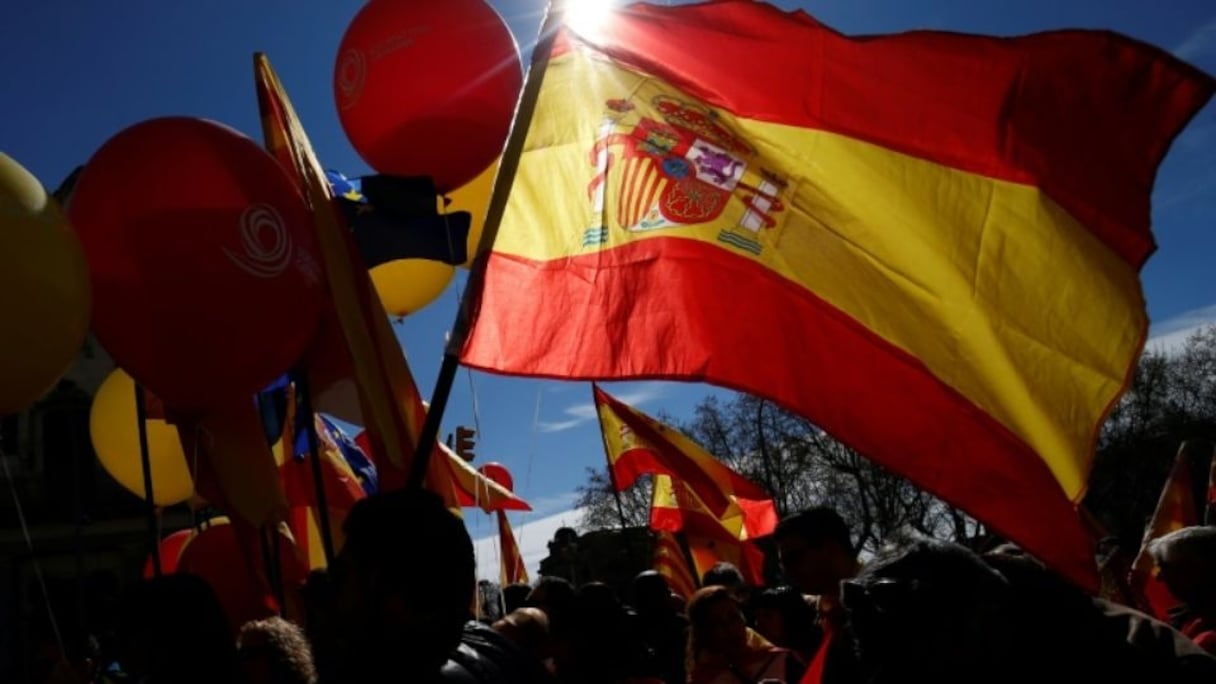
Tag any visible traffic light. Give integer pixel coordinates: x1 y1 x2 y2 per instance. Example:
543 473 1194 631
455 425 476 461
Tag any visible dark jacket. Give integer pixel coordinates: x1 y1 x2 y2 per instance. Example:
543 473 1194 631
437 622 555 684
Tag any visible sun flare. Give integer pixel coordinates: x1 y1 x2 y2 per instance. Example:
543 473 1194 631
564 0 617 39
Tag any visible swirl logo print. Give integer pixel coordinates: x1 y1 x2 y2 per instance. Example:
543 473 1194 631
225 203 293 279
335 48 367 111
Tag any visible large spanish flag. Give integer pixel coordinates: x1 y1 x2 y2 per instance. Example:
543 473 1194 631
595 384 773 521
459 1 1214 587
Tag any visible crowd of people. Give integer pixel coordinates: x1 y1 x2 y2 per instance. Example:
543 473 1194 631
38 490 1216 683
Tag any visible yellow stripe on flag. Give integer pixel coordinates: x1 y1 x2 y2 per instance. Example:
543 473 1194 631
491 49 1144 501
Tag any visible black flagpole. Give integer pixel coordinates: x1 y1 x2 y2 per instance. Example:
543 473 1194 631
294 370 336 567
408 0 569 490
134 383 162 576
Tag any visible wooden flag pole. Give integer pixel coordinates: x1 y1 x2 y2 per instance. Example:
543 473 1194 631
409 0 569 490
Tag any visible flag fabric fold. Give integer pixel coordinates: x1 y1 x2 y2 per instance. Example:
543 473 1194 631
497 510 530 585
650 474 776 545
458 0 1215 588
176 403 289 526
442 441 533 513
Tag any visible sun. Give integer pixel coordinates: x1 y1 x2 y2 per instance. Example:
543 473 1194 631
564 0 617 39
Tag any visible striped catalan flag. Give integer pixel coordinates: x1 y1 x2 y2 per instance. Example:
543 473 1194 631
459 1 1215 588
496 509 529 585
653 530 697 599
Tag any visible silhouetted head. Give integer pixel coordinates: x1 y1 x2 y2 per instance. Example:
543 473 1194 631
842 538 1017 683
1150 526 1216 613
631 570 672 615
237 617 317 684
526 576 578 629
116 573 240 684
753 586 820 655
702 562 745 590
327 488 474 680
492 607 552 664
688 585 749 660
775 506 857 596
502 582 533 614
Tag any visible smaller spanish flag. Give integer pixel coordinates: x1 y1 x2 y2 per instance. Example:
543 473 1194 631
594 384 773 524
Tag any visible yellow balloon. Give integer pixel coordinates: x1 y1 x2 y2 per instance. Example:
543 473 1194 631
90 368 193 506
369 258 455 316
0 153 91 414
444 160 498 269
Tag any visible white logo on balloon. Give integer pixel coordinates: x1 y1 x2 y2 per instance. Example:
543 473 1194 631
336 48 367 110
225 203 292 279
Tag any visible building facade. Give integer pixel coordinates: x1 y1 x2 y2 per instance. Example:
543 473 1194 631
0 338 190 681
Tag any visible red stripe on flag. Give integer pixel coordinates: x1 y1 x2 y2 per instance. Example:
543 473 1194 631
462 240 1096 588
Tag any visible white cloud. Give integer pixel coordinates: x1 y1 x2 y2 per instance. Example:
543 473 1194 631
469 505 586 584
537 384 667 433
1145 303 1216 355
1175 18 1216 61
536 418 587 433
1156 168 1216 210
524 490 583 518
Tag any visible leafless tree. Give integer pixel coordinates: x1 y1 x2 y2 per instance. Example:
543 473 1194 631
575 326 1216 558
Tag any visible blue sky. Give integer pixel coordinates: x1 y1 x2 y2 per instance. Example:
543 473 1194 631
4 1 1214 576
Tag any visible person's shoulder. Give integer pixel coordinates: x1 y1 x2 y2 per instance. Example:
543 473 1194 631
1093 599 1216 681
437 621 553 684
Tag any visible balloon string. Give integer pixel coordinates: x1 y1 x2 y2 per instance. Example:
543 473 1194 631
513 388 544 555
1 446 64 657
465 368 483 452
448 264 489 513
440 200 460 267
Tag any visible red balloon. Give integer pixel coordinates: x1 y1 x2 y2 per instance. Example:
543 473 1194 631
176 520 308 632
68 117 325 413
334 0 523 192
142 528 192 578
478 461 514 492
